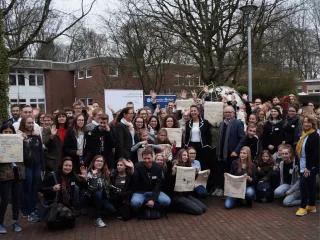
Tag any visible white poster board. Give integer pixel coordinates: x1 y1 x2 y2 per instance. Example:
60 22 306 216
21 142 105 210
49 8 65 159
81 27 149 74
176 99 194 111
224 173 247 199
174 166 196 192
0 134 23 163
104 89 144 120
195 169 210 188
165 128 183 148
204 102 224 127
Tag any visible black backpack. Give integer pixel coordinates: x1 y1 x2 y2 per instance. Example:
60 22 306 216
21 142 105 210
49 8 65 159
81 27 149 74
256 180 274 203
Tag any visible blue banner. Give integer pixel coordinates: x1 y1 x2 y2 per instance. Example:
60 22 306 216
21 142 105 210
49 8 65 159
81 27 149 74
144 95 177 109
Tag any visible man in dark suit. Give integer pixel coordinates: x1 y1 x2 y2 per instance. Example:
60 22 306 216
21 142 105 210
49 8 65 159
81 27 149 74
213 105 245 196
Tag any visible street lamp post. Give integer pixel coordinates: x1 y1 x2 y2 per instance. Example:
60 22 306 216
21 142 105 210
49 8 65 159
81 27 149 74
240 4 257 102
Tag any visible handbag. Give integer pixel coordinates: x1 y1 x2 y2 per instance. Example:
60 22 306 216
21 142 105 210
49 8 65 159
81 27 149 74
46 172 75 229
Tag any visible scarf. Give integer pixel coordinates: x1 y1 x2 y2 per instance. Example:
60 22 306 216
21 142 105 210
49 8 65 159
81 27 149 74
296 129 315 157
121 118 135 144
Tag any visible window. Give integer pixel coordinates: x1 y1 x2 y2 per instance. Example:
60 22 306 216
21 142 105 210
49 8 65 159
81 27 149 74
86 69 92 78
29 98 45 111
30 99 36 102
109 66 119 77
18 74 25 85
78 70 85 79
29 75 36 86
9 74 16 85
37 75 44 85
78 98 93 106
174 74 181 86
10 99 17 103
315 89 320 93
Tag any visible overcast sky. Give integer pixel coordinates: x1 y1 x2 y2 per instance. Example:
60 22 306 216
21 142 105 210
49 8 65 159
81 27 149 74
53 0 120 31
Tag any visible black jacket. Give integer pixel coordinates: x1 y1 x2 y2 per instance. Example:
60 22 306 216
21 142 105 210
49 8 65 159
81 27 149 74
114 123 134 161
42 128 63 172
230 159 256 186
283 116 301 147
261 120 285 153
63 128 84 171
302 131 320 173
239 135 261 161
185 118 213 148
110 171 133 202
40 171 83 206
132 162 163 201
84 126 115 169
23 134 44 170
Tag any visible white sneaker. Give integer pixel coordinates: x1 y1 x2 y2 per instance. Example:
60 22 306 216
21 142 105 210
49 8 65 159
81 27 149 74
215 189 224 197
211 189 219 196
95 218 106 228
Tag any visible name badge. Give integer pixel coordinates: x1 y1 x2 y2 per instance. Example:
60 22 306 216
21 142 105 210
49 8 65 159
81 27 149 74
275 128 279 131
120 180 125 184
291 125 295 128
71 182 75 186
152 176 157 180
289 169 293 174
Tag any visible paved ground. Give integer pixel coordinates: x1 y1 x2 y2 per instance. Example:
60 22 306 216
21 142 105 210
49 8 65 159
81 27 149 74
2 198 319 240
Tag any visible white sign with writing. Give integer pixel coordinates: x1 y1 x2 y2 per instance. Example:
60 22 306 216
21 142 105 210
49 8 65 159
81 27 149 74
195 169 210 188
165 128 183 148
0 134 23 163
174 166 196 192
175 99 194 111
204 102 224 127
224 173 247 199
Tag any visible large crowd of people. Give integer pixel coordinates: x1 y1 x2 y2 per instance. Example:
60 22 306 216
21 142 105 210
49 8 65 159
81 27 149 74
0 89 319 233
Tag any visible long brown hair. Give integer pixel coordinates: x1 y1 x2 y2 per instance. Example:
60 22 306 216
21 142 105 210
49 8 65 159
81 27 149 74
19 116 34 133
73 113 86 134
257 150 274 167
175 149 191 167
88 155 110 181
237 146 253 175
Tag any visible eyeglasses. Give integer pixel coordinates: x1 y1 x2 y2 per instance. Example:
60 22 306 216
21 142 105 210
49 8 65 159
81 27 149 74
188 152 196 154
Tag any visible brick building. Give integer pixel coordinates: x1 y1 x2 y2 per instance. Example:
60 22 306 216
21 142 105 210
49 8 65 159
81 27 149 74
9 57 204 113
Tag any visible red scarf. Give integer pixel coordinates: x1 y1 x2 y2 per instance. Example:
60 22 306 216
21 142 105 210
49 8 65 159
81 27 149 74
57 128 66 143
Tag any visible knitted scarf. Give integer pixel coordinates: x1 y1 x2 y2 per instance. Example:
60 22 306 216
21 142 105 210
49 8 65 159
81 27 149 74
296 129 315 157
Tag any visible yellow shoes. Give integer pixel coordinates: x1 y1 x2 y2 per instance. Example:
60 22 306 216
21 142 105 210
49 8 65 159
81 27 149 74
296 208 308 216
306 205 317 213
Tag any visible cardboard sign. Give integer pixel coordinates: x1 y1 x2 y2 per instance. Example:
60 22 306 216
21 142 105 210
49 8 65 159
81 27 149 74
176 99 194 111
195 169 210 188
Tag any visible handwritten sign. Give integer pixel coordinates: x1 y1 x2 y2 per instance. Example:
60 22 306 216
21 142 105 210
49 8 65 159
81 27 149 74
174 166 196 192
165 128 183 148
0 134 23 163
224 173 247 199
204 102 224 127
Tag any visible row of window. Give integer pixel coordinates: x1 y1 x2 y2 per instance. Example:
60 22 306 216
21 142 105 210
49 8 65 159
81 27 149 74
174 74 204 87
10 98 46 112
9 70 44 86
77 66 119 80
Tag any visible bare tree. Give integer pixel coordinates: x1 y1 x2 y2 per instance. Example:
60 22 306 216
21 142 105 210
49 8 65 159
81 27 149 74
0 0 96 121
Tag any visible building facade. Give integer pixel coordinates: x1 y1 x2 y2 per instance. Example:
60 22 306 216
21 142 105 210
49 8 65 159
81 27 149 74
9 57 204 113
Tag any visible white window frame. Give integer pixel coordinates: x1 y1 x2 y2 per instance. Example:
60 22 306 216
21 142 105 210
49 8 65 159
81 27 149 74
78 70 85 79
108 66 119 77
86 69 92 78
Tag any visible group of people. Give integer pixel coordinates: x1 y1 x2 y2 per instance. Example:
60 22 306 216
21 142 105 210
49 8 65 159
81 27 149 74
0 89 319 234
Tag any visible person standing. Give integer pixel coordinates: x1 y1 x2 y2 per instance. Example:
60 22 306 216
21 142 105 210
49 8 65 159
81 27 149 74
214 106 245 196
295 115 319 216
0 123 25 233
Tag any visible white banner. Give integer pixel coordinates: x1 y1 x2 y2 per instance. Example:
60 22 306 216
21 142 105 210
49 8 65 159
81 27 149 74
224 173 247 199
204 102 224 127
104 89 144 120
0 134 23 163
174 166 196 192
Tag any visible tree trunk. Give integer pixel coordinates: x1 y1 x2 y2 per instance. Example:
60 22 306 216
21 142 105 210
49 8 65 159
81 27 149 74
0 12 9 123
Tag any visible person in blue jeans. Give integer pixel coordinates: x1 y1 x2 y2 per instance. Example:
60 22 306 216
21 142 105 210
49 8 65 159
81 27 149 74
18 116 44 223
131 148 171 212
225 146 256 209
79 155 116 228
